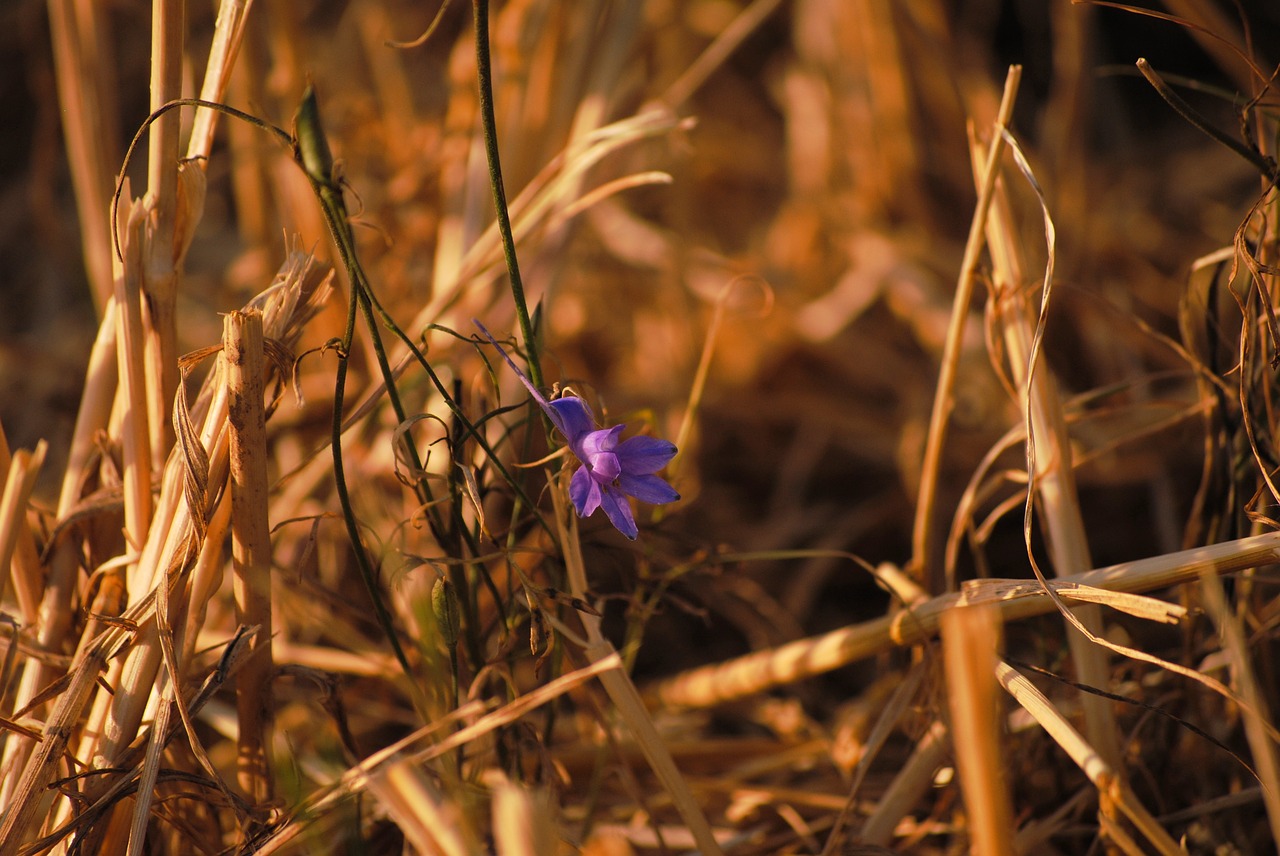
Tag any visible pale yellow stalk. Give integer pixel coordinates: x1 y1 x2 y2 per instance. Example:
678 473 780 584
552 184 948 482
0 438 46 626
141 0 185 466
942 601 1014 856
187 0 254 163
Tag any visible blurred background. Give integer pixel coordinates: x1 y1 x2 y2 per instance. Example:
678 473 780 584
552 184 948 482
3 0 1274 628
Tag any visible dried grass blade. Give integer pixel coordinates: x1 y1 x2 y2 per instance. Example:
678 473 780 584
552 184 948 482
253 662 610 854
126 671 176 856
660 0 786 108
365 759 473 856
974 123 1122 767
0 584 163 855
996 660 1185 854
88 334 232 776
488 771 558 856
412 109 688 332
856 718 949 847
22 627 258 856
820 665 927 855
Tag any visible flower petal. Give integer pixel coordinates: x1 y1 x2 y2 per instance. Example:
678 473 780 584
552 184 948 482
581 425 624 479
570 466 601 517
598 486 639 540
590 451 622 481
619 472 680 505
580 424 622 456
475 321 566 434
548 397 597 447
615 435 677 475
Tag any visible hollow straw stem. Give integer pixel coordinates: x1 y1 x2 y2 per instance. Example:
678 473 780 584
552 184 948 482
225 309 276 803
941 602 1015 856
142 0 185 468
186 0 252 163
645 529 1280 709
114 202 155 555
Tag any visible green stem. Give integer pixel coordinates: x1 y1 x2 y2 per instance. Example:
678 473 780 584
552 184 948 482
473 0 543 390
297 87 419 683
327 286 416 684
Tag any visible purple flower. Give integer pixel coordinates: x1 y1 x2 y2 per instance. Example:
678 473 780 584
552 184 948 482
476 321 679 539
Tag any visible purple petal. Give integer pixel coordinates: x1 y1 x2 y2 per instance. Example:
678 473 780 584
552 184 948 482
615 435 677 475
474 320 565 434
590 450 622 481
619 472 680 505
548 397 597 447
569 466 600 516
598 486 639 540
580 425 624 477
580 425 622 456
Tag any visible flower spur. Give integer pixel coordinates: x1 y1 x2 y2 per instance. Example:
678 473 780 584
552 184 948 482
475 321 679 539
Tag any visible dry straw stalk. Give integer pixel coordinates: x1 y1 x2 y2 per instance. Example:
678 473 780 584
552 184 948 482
225 308 275 804
646 529 1280 709
942 601 1014 856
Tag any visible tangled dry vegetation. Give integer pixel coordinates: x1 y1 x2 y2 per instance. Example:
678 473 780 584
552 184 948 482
4 0 1280 853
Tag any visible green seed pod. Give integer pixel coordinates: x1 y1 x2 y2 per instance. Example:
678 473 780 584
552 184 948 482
432 577 460 647
294 84 335 188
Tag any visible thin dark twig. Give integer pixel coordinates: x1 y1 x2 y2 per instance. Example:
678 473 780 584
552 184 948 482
112 98 291 261
1137 59 1279 183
